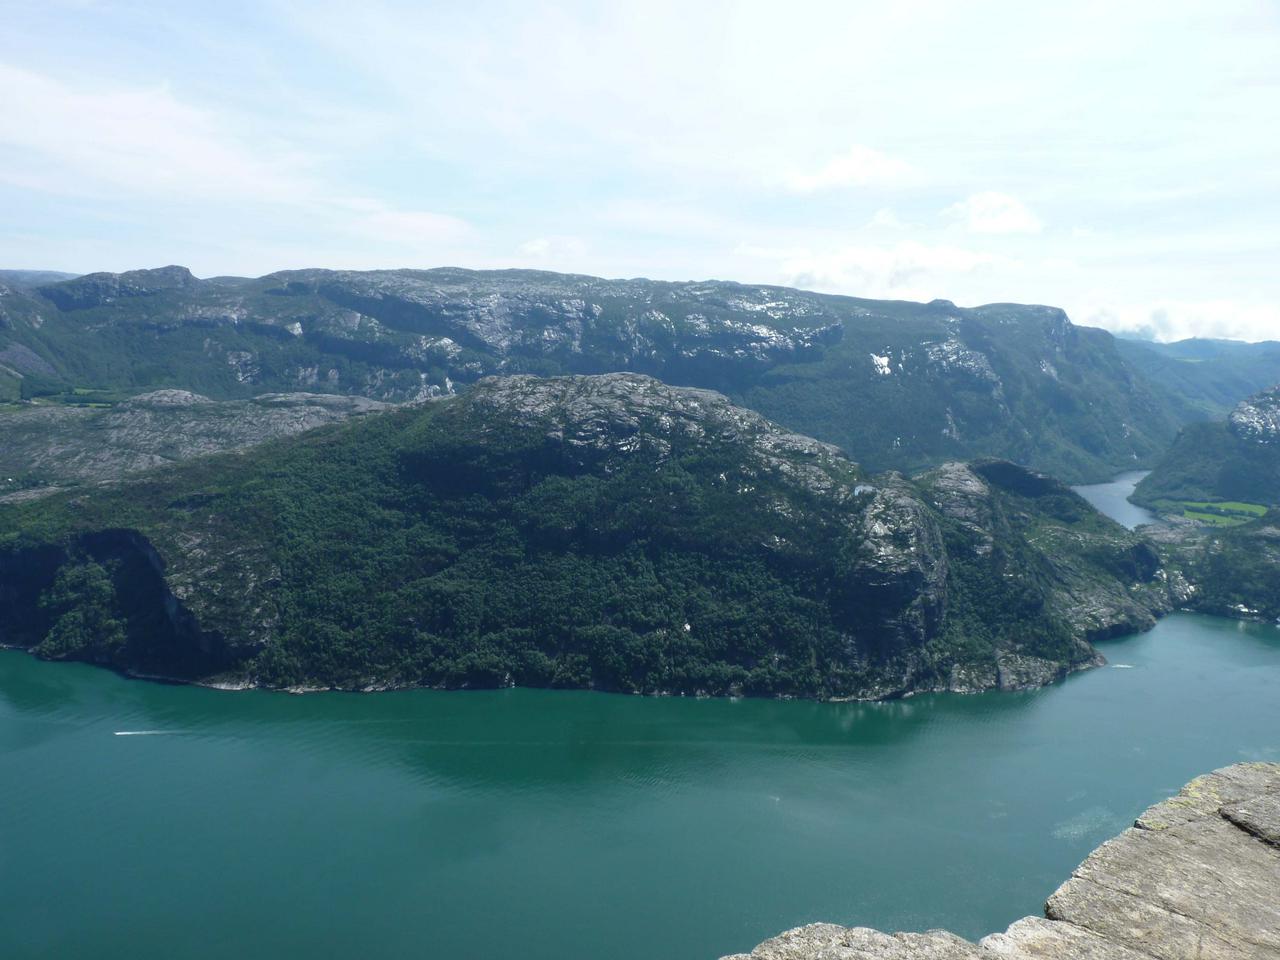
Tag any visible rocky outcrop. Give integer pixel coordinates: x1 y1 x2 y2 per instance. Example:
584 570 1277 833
724 762 1280 960
0 390 390 498
458 373 852 495
1229 386 1280 444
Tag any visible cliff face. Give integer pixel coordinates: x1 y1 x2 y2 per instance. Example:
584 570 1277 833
725 762 1280 960
0 374 1170 696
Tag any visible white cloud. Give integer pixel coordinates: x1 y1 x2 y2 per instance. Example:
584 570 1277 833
739 240 1016 302
517 235 588 264
1077 299 1280 343
335 200 472 246
785 145 913 193
599 200 744 238
0 62 313 202
943 191 1043 234
868 208 907 229
0 62 472 272
3 2 1278 340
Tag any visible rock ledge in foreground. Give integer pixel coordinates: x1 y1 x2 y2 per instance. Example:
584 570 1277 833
724 762 1280 960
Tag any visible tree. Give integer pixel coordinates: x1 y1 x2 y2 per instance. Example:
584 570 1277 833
35 561 126 662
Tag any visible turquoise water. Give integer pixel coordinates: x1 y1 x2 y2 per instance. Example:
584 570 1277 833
1 613 1278 959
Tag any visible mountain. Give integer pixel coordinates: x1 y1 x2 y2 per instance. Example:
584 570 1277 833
0 373 1171 697
0 265 1181 482
1116 336 1280 422
0 270 80 289
0 390 389 500
1133 385 1280 514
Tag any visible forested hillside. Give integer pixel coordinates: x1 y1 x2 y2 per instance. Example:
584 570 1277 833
0 374 1172 698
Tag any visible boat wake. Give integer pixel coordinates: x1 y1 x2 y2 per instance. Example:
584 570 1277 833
113 730 182 736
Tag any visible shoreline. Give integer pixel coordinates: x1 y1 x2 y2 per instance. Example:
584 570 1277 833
5 606 1266 700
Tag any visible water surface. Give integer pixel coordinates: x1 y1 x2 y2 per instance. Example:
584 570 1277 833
1072 470 1155 529
2 613 1278 960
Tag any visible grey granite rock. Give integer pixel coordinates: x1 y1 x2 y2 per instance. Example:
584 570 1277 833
0 390 390 498
725 763 1280 960
462 373 855 499
723 924 987 960
1229 386 1280 444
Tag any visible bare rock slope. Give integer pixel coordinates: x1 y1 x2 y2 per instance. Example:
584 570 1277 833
0 390 389 499
726 762 1280 960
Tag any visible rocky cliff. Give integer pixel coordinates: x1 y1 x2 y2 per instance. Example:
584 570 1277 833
725 762 1280 960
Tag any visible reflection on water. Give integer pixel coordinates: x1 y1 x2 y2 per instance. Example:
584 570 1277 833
1 613 1278 960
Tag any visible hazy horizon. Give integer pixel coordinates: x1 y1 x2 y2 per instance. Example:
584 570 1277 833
3 1 1278 342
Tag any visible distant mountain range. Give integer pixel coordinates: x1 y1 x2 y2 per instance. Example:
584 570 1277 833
6 264 1261 483
1116 336 1280 422
0 269 80 288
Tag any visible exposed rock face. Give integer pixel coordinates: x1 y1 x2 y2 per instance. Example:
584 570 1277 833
849 478 948 656
460 373 851 493
0 342 56 376
916 459 1169 685
724 762 1280 960
288 268 844 371
0 390 390 498
924 461 995 554
1229 386 1280 444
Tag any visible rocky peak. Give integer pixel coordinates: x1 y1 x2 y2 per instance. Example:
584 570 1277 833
457 373 854 494
38 265 200 311
1229 386 1280 443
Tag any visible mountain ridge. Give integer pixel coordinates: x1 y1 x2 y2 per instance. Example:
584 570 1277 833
1 264 1182 482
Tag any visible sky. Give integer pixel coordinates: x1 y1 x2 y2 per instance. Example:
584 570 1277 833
2 1 1278 341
